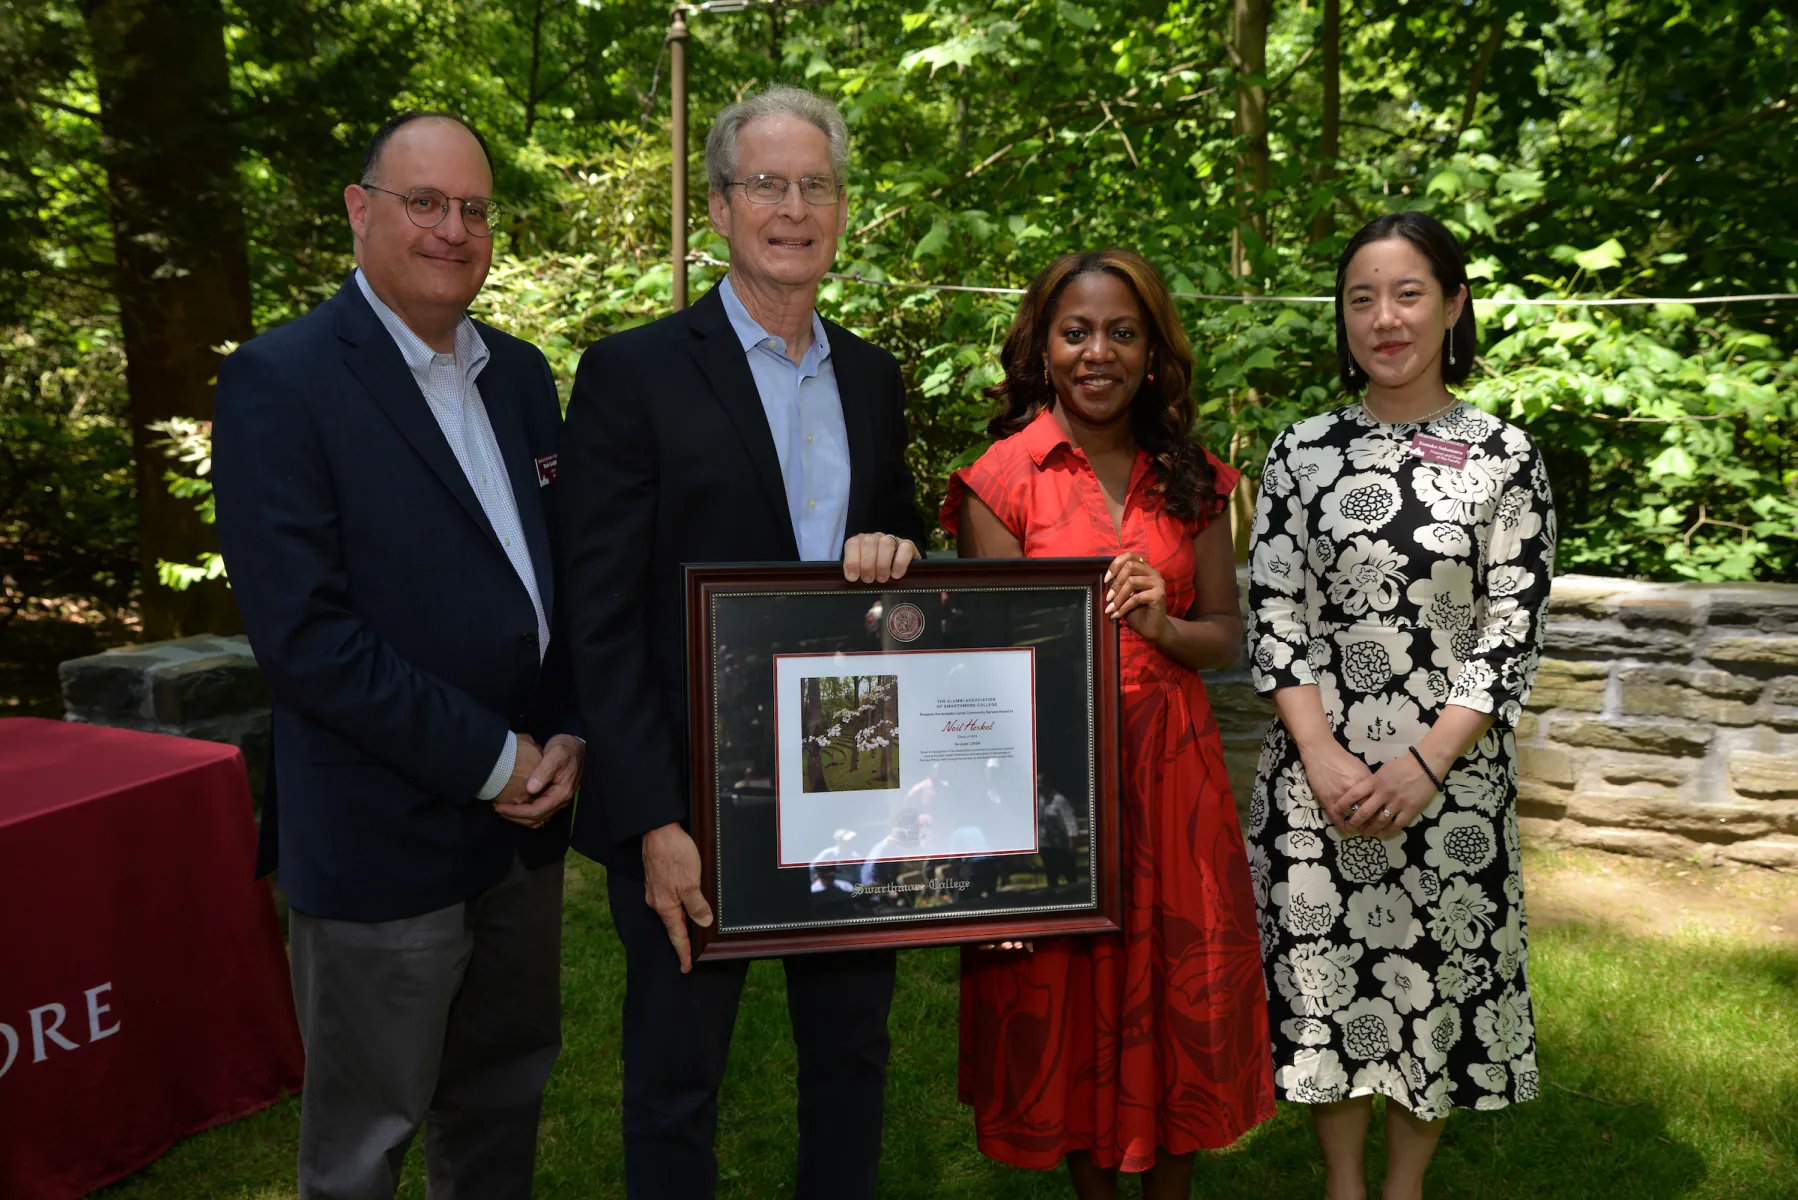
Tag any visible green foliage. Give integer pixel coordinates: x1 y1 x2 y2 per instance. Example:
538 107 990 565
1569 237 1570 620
7 0 1798 596
146 416 226 592
0 311 136 622
1464 295 1797 581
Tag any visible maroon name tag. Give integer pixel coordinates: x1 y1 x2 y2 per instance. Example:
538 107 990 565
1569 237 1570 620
1409 433 1469 470
534 453 559 487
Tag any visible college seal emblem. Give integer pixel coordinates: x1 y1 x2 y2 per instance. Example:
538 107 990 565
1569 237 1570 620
886 602 925 643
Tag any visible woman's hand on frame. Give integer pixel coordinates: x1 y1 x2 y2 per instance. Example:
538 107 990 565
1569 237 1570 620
1104 550 1170 644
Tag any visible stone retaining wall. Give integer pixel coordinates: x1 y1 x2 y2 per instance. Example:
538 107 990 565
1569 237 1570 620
57 576 1798 870
58 634 270 797
1205 573 1798 872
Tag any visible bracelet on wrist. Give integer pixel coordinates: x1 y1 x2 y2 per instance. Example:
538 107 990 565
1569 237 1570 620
1409 745 1446 792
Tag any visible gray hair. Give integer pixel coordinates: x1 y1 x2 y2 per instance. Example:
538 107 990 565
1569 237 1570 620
704 84 850 196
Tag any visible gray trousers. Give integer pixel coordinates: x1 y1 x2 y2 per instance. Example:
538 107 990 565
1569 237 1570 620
289 856 564 1200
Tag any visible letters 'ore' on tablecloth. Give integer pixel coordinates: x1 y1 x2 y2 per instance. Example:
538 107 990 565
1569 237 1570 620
0 717 303 1200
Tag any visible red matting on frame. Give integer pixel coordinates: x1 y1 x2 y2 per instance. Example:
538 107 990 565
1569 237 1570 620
0 718 303 1200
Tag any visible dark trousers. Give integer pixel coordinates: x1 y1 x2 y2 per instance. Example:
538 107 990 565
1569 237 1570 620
607 868 895 1200
289 856 564 1200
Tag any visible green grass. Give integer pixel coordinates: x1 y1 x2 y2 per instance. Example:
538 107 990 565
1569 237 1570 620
814 741 899 792
101 857 1798 1199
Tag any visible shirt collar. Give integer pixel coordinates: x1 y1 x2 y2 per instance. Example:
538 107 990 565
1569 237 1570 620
1018 406 1076 466
354 268 489 374
718 273 831 366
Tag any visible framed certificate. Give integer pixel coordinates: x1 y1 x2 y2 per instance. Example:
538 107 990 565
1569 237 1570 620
685 558 1123 961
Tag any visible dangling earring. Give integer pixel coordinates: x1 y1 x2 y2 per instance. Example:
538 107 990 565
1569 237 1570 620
1147 356 1156 384
1346 358 1356 379
1447 331 1456 367
1043 364 1050 387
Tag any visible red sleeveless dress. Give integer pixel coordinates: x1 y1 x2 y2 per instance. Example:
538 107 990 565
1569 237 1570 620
943 409 1274 1172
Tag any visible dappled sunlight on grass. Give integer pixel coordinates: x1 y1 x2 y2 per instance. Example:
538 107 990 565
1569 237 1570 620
98 857 1798 1199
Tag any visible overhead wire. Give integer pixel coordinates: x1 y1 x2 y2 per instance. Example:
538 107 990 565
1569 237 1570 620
685 252 1797 307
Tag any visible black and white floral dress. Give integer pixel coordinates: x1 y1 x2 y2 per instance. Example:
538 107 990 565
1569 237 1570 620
1246 400 1555 1120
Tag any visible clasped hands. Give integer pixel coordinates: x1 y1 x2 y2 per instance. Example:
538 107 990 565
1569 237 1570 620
1302 740 1441 839
493 732 585 828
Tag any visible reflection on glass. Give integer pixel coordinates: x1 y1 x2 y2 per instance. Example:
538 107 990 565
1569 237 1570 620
710 586 1097 933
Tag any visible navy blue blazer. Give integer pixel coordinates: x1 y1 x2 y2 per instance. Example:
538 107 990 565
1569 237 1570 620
213 275 577 922
559 285 926 870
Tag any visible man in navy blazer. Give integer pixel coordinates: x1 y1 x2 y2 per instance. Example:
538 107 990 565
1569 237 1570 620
212 111 581 1199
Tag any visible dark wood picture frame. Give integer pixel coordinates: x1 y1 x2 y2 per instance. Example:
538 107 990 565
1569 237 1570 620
685 558 1124 961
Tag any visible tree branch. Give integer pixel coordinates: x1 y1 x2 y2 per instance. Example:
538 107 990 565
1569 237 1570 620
854 137 1020 236
1484 95 1795 238
1268 45 1315 99
1099 99 1138 167
31 94 102 121
1457 13 1506 136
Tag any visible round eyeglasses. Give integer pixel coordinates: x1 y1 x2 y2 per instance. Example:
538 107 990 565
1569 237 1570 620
362 185 501 237
728 174 842 206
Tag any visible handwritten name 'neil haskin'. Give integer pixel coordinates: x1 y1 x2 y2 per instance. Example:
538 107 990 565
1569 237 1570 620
941 718 995 733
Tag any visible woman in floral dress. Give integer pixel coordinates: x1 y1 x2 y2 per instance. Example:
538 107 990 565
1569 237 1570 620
949 250 1273 1198
1247 212 1555 1200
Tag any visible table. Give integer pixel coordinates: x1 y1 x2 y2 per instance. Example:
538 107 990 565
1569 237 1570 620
0 718 304 1200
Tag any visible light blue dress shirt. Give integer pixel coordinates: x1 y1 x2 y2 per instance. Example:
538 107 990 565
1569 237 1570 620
718 274 851 562
354 269 547 800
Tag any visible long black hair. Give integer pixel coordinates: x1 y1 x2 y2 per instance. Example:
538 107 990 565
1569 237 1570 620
1335 211 1477 392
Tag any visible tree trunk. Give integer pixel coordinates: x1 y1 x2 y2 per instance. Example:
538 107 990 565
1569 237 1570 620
804 677 828 790
848 677 863 773
1230 0 1272 280
1310 0 1340 244
84 0 251 639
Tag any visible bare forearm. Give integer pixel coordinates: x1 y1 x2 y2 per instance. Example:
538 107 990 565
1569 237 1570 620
1152 613 1243 672
1273 684 1336 754
1418 703 1494 776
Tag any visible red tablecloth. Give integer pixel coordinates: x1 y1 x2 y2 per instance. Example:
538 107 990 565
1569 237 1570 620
0 718 304 1199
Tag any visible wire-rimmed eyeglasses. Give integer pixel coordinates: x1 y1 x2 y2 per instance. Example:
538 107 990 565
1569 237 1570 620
727 174 842 206
362 185 502 237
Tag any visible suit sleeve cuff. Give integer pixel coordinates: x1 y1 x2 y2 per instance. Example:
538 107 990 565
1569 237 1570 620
476 731 517 801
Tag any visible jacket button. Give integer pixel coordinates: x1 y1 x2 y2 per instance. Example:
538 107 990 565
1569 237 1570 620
520 631 537 645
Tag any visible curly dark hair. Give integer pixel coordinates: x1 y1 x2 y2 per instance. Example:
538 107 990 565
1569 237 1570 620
985 249 1218 524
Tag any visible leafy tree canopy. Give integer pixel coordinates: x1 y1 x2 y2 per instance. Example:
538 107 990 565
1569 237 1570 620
2 0 1794 631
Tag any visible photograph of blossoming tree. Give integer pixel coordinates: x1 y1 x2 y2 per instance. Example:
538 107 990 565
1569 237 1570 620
800 675 899 793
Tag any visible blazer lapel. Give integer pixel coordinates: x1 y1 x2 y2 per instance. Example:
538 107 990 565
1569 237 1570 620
477 360 555 619
687 288 798 557
829 319 878 539
335 282 503 554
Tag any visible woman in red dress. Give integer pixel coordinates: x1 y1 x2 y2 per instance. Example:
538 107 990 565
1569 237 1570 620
946 249 1274 1197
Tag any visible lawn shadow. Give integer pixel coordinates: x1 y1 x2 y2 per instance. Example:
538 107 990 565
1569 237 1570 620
82 865 1797 1200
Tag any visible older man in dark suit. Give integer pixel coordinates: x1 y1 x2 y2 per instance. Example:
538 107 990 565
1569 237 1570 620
212 111 581 1199
560 84 925 1198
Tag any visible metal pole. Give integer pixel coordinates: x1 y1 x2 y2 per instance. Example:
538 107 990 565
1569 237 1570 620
669 9 689 310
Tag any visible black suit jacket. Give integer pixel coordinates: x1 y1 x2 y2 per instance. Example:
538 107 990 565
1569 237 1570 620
560 284 925 869
212 276 577 922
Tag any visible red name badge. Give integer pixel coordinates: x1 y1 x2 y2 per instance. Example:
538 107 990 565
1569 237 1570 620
1409 433 1469 470
534 453 558 487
